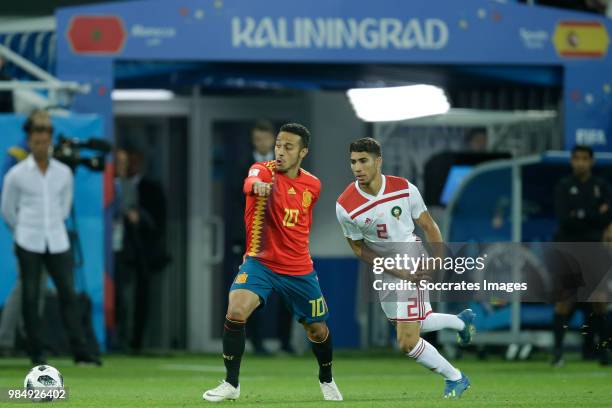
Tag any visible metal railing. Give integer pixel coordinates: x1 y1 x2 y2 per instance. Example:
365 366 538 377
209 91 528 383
0 43 89 107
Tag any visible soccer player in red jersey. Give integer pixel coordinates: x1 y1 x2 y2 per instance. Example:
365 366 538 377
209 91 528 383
203 123 342 402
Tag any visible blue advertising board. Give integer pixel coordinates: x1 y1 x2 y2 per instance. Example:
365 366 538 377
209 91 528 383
55 0 612 151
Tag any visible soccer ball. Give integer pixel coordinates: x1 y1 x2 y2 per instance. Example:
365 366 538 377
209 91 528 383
23 365 64 402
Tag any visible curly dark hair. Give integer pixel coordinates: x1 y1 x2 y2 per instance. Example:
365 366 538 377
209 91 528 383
279 123 311 148
349 137 381 157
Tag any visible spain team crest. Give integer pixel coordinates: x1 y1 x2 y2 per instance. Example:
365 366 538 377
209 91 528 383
302 190 313 208
234 273 248 284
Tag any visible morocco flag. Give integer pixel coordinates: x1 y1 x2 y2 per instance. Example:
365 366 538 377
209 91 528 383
67 15 126 55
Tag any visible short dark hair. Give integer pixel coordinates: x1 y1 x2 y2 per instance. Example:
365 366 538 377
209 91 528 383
349 137 381 157
24 109 53 138
252 120 275 134
572 144 594 158
279 123 311 148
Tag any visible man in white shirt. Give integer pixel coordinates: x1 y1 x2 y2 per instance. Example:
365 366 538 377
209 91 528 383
335 138 474 399
1 109 99 365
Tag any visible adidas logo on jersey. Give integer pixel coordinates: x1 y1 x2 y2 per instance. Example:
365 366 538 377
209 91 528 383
288 187 296 195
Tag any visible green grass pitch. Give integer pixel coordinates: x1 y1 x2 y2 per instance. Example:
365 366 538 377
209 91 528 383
1 353 610 407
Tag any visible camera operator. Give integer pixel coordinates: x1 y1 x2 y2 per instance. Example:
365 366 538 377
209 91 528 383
0 109 100 366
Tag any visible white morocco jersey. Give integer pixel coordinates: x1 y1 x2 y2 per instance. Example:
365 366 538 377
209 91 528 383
336 175 432 322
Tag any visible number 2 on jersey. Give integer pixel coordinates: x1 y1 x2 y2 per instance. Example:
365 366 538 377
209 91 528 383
283 208 299 227
376 224 388 239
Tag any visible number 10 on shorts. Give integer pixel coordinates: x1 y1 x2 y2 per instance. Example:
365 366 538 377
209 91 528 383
309 297 326 317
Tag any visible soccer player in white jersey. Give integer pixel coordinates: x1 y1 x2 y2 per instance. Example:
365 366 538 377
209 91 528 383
335 138 474 399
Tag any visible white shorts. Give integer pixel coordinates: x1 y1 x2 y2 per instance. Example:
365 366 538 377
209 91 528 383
380 288 432 322
369 240 432 322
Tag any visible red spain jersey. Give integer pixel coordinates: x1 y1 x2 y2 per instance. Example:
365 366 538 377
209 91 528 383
243 160 321 275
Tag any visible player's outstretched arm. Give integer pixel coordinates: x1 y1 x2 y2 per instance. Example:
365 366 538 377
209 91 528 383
244 177 272 196
252 181 272 197
243 164 273 196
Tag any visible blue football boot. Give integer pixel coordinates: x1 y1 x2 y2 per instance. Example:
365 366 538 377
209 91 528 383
443 372 471 399
457 309 476 346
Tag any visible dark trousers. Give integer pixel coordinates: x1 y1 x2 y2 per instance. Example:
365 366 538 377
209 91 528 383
114 250 151 352
15 245 87 359
131 266 150 351
114 251 133 350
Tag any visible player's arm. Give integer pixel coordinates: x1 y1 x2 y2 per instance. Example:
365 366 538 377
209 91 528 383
410 181 442 247
346 237 376 264
414 211 444 278
243 164 272 197
411 183 443 279
345 238 408 278
345 238 412 280
414 211 442 244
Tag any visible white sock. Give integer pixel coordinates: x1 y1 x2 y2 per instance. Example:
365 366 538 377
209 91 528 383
420 313 465 333
407 338 461 381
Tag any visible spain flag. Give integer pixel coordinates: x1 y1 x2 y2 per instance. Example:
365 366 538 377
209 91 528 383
553 21 609 58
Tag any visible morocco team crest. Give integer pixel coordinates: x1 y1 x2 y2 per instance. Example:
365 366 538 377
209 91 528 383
302 190 313 208
391 206 402 220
